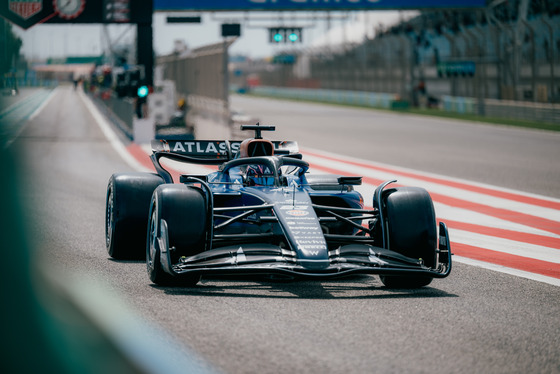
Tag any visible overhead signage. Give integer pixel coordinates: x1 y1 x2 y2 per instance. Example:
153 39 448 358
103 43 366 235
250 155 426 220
154 0 487 11
103 0 131 23
8 0 42 20
0 0 150 29
53 0 85 20
437 61 476 77
155 140 295 158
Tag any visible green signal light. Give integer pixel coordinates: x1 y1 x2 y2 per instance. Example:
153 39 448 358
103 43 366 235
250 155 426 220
137 85 149 98
273 33 283 42
288 33 298 42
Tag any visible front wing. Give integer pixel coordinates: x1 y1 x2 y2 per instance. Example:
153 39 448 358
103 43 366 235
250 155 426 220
157 222 452 280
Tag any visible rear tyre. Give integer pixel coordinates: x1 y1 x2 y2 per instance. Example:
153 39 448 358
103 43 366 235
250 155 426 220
379 187 437 289
105 173 164 260
146 184 207 286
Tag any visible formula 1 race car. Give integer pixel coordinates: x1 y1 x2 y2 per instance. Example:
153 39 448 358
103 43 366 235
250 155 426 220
105 125 451 288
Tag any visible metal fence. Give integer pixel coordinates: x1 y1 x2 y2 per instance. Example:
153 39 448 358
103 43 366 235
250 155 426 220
157 40 236 137
484 98 560 123
89 92 135 140
258 10 560 106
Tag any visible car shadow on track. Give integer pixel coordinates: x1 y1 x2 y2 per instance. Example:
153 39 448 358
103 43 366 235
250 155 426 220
107 258 145 264
153 275 458 300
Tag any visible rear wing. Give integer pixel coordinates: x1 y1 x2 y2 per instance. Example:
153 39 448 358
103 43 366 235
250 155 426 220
151 139 299 162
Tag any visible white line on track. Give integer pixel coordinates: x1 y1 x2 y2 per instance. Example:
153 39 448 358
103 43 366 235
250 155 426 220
450 229 560 264
307 161 560 239
454 255 560 287
303 146 560 204
302 148 560 286
75 90 216 373
5 87 58 148
303 152 560 222
433 203 560 238
79 90 151 172
28 88 57 121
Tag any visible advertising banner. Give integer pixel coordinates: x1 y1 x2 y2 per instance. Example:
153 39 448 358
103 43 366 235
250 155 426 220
155 0 487 11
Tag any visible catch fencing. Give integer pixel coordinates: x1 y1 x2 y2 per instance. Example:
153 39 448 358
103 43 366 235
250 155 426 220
257 10 560 107
157 40 236 138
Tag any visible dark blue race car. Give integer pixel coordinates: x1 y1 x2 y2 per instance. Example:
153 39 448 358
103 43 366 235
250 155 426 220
105 125 451 288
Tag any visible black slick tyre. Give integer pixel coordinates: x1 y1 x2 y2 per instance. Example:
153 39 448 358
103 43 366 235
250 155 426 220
380 187 437 289
146 184 207 286
106 173 164 260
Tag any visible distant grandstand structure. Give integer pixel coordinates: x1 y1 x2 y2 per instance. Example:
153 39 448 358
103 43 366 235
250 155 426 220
256 0 560 105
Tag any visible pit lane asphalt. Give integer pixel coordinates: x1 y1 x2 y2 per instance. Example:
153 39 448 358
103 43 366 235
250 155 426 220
11 85 560 374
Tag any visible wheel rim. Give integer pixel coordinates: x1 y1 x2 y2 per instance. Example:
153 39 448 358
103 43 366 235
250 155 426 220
147 206 157 272
106 188 113 247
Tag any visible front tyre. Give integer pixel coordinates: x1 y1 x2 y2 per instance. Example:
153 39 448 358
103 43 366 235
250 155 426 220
147 204 179 286
379 187 437 289
146 184 207 286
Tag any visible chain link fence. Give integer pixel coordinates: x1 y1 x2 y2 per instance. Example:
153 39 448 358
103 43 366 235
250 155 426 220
157 40 236 138
257 5 560 110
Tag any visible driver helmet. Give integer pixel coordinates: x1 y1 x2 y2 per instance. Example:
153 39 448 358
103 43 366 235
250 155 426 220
237 138 275 186
246 164 274 186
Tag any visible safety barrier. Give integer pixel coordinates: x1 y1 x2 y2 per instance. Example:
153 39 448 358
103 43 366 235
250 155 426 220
89 91 134 140
441 96 477 114
249 86 560 125
484 99 560 125
251 86 398 109
442 96 560 124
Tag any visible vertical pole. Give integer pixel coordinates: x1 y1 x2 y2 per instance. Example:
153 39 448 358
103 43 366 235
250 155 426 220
443 31 458 97
407 34 416 106
397 35 408 102
136 0 153 87
473 22 487 115
521 19 536 102
542 16 555 102
223 38 230 126
513 0 530 101
137 24 153 86
485 9 505 100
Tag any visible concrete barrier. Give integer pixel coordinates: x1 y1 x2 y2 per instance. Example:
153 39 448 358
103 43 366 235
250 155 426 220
251 86 398 110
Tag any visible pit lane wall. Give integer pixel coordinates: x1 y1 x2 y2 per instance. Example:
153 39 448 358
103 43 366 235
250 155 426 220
186 95 231 139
